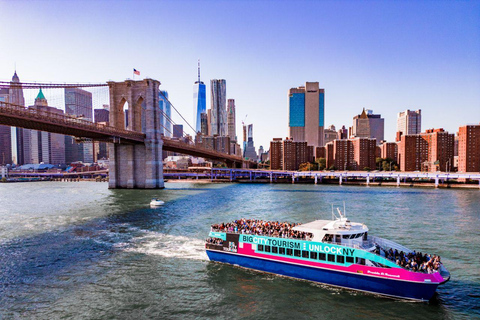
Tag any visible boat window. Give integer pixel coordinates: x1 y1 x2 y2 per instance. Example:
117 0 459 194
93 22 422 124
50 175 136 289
318 253 326 261
286 248 293 256
279 247 286 255
294 249 301 257
356 258 365 265
265 245 271 253
327 254 335 262
342 234 350 239
346 256 354 263
335 235 341 243
356 233 364 239
363 232 368 240
322 234 333 242
302 251 309 258
272 246 278 254
310 252 318 260
258 245 264 251
336 255 345 264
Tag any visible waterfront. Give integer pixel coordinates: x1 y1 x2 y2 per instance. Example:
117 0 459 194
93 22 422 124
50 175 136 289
0 182 479 319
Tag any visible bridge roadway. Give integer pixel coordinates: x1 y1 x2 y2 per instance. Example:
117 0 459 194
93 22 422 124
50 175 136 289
0 101 245 166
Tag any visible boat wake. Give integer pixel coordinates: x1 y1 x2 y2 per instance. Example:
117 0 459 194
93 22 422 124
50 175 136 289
125 231 208 261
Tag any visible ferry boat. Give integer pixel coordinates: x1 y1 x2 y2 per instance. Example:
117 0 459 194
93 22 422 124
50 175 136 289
205 207 450 301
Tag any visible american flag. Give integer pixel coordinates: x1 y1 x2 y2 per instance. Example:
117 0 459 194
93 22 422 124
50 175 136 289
133 68 140 75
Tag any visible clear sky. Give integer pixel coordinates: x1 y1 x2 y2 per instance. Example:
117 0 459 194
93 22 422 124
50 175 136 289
1 0 479 150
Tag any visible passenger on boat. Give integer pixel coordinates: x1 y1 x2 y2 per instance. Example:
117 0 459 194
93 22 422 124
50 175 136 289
206 237 224 246
211 219 313 240
378 245 442 273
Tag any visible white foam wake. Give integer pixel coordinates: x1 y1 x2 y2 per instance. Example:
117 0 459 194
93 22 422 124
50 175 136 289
126 231 208 261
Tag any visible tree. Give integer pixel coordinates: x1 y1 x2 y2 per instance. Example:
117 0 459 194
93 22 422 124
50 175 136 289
316 158 326 170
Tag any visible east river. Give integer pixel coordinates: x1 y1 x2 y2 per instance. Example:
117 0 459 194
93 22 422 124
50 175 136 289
0 181 479 319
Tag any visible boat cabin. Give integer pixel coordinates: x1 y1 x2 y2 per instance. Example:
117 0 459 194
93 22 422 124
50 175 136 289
292 217 368 248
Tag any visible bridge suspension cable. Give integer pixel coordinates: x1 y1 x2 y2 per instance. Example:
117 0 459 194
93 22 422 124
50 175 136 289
159 90 197 135
0 81 108 89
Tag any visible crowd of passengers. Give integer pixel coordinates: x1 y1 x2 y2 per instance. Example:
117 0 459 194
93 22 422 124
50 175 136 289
376 247 442 274
211 219 313 240
206 237 224 246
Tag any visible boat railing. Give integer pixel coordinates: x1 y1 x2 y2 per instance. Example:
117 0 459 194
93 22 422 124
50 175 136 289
370 236 413 254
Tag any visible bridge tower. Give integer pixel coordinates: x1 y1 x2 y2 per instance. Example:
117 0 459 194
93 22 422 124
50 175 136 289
107 79 164 189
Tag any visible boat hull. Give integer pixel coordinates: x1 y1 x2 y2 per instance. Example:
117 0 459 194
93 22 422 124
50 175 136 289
206 249 439 301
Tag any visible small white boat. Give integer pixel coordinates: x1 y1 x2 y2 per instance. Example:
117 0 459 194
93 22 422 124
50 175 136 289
150 198 164 207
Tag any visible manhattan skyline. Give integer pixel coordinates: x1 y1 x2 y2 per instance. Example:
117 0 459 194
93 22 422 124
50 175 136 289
0 1 479 149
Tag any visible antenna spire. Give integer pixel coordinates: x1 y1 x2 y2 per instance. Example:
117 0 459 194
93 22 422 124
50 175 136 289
197 59 201 82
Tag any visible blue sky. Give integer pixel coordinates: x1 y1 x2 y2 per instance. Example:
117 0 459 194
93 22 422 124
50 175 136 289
1 0 479 149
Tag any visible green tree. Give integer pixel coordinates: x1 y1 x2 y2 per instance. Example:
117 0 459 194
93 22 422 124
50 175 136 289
316 158 326 170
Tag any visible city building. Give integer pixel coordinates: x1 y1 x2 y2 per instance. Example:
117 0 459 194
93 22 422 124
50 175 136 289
193 60 206 133
324 125 337 146
458 124 480 173
337 125 348 140
351 109 384 145
380 142 398 161
243 124 257 160
173 124 184 139
258 146 264 161
352 137 376 170
29 89 65 165
94 106 110 160
396 109 421 141
210 79 227 136
227 99 236 141
200 112 208 136
288 82 325 147
0 71 29 165
64 88 93 163
270 138 283 170
398 128 454 172
268 138 311 170
214 136 231 154
325 139 354 170
159 90 172 137
94 105 110 123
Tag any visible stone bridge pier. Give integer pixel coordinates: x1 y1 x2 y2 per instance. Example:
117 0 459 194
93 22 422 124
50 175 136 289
107 79 164 189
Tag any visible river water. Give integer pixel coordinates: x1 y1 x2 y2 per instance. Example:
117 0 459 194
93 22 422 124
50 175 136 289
0 181 479 319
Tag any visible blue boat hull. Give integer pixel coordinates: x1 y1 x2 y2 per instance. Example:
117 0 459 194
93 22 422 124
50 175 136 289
206 250 439 301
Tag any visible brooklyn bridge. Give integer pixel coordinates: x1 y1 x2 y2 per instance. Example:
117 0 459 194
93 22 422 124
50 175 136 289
0 78 249 189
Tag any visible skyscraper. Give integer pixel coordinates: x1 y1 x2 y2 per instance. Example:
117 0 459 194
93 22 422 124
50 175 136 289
351 109 384 145
64 88 93 163
210 79 227 136
227 99 236 140
0 87 12 165
193 60 206 133
396 109 421 141
159 90 172 137
243 124 257 160
29 89 65 165
288 82 325 147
